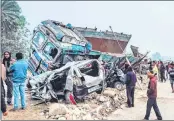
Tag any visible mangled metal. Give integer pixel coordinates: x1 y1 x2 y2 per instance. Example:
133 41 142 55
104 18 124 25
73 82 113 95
27 59 106 103
28 20 98 76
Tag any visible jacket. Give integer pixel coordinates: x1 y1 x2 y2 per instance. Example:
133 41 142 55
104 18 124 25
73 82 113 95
147 76 157 98
160 64 165 73
126 71 137 87
153 65 158 75
10 59 28 83
168 68 174 80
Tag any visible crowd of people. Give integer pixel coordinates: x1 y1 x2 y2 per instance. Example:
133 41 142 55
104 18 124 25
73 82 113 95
124 60 174 120
1 51 28 116
1 51 174 120
148 61 174 92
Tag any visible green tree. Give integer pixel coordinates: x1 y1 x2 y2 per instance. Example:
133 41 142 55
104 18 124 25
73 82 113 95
1 0 31 58
1 0 21 38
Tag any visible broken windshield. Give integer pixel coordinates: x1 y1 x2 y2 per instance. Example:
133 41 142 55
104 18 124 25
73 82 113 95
43 42 59 60
33 31 47 48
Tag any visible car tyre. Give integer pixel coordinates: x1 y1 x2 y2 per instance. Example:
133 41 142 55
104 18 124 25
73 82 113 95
114 82 124 91
96 89 102 94
96 81 107 94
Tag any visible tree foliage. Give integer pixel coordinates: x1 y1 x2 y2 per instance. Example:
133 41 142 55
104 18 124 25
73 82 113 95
1 0 31 58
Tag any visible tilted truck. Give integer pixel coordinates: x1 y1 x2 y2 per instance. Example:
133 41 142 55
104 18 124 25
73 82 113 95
28 20 101 76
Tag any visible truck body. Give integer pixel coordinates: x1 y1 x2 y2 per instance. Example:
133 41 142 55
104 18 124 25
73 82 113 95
28 20 99 75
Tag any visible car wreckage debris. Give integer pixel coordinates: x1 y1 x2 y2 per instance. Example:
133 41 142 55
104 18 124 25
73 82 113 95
39 88 127 120
31 77 148 120
27 60 149 120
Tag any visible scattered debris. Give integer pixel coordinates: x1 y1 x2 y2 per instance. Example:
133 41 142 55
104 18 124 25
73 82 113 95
39 87 127 120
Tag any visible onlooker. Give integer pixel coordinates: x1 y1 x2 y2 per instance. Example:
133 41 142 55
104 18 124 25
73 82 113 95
1 63 8 116
168 62 174 93
2 51 15 105
166 62 170 80
160 61 166 83
152 61 159 80
124 63 129 74
148 61 153 71
126 66 137 107
10 53 28 111
144 70 162 120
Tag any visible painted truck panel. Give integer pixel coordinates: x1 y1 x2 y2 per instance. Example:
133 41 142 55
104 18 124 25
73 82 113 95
85 37 128 53
75 27 131 54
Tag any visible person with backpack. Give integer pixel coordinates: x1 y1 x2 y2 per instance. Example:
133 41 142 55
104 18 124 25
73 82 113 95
168 62 174 93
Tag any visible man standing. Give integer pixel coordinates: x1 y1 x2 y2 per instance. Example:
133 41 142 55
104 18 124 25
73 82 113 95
10 53 28 111
160 61 166 83
144 71 162 120
126 66 137 107
168 62 174 93
124 63 130 74
166 62 170 80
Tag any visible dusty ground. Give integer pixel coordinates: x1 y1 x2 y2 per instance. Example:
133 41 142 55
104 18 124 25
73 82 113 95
107 80 174 120
2 80 174 120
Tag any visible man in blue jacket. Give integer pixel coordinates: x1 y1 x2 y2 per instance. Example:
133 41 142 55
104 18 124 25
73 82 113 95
10 53 28 111
126 66 137 107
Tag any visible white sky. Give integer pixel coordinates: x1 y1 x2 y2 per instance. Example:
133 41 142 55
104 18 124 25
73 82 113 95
18 1 174 57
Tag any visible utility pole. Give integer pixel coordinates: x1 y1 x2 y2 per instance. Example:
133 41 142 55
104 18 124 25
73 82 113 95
109 26 143 90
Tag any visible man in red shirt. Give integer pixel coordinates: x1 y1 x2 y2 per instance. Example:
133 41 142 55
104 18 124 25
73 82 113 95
144 70 162 120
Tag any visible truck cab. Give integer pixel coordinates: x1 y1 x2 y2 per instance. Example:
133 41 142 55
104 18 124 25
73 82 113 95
28 20 93 76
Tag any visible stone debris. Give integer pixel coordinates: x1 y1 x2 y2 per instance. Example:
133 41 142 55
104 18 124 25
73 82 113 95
58 117 66 120
40 74 149 120
48 103 68 116
41 88 127 120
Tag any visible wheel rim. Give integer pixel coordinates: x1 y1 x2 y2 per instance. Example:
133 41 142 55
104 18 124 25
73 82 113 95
115 82 123 90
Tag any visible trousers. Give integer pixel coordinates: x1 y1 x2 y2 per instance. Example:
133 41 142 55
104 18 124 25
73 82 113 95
144 98 162 120
126 86 135 107
160 72 166 82
5 76 13 104
13 83 26 109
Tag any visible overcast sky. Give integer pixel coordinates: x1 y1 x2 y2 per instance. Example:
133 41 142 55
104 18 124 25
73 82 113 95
18 1 174 57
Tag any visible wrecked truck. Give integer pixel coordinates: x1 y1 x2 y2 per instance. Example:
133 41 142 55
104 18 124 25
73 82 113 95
27 59 106 104
28 20 101 76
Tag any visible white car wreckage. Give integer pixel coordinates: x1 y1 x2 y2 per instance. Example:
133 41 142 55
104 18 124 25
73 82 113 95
27 59 106 104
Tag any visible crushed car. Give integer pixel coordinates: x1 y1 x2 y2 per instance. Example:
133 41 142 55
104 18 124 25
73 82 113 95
27 59 106 104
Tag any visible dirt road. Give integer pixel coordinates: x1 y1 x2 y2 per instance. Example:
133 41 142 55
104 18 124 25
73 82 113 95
107 81 174 120
2 80 174 120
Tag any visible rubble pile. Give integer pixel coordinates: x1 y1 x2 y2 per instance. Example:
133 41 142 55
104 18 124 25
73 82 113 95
136 74 149 90
41 88 126 120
